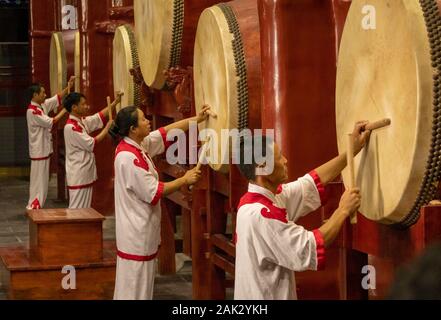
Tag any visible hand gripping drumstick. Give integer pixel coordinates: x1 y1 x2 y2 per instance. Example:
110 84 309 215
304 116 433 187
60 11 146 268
363 118 391 131
346 133 357 224
345 118 391 224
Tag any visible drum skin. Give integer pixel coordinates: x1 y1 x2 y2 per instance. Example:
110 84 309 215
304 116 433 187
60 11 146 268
134 0 224 90
193 0 262 173
113 24 139 111
336 0 434 225
49 30 80 96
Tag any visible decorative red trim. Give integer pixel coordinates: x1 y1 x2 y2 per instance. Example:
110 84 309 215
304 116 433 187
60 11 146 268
117 249 159 262
30 154 52 161
312 229 326 270
67 181 95 190
30 198 41 210
159 127 172 150
28 104 43 116
238 192 288 223
66 118 84 133
99 111 108 126
151 181 164 206
308 170 327 205
57 94 62 107
116 140 150 172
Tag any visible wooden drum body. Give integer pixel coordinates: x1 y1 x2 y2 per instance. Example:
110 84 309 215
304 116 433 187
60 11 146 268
194 0 262 173
49 30 80 96
336 0 441 227
113 24 140 111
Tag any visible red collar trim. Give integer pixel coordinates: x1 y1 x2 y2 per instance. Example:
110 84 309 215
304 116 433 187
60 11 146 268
238 192 288 224
115 139 150 171
66 118 84 133
28 104 43 116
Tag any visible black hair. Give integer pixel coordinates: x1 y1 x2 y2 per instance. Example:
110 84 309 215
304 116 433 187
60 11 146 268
63 92 86 113
28 83 43 101
109 106 139 142
236 134 274 181
388 242 441 299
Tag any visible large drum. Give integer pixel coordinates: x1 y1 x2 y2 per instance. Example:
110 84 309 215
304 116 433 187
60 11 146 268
113 24 140 112
336 0 441 227
133 0 222 90
49 30 80 96
194 0 262 173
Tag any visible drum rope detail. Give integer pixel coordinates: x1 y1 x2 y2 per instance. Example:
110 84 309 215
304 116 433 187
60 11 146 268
217 3 249 131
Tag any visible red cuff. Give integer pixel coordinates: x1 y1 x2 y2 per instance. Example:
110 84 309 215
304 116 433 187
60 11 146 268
57 94 62 107
99 112 108 126
312 229 325 271
158 127 172 150
309 170 327 205
151 181 165 206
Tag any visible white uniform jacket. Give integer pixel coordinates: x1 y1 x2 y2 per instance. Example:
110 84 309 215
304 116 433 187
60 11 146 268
64 113 107 189
234 171 326 300
114 128 171 261
26 95 61 160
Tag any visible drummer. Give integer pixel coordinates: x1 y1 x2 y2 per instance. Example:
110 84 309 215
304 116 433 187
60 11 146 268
111 105 211 300
234 122 371 300
26 77 74 210
62 92 121 209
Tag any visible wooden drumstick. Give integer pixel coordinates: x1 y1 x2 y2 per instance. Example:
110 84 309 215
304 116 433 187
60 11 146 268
364 118 391 131
347 133 357 224
196 137 211 171
107 96 113 122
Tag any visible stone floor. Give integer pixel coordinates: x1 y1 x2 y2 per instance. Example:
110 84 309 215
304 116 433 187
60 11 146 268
0 175 197 300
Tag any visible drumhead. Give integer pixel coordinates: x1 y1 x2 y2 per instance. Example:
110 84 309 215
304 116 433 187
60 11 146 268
134 0 184 89
113 25 140 112
194 4 250 173
336 0 435 225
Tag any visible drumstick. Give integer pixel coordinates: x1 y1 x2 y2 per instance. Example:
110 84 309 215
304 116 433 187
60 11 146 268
196 137 211 171
346 133 357 224
364 118 391 131
107 96 113 122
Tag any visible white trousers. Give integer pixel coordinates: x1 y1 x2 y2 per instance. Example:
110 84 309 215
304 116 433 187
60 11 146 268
27 159 50 210
68 187 93 209
113 257 156 300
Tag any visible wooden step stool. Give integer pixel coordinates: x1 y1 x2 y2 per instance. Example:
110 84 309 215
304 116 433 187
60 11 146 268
0 208 116 300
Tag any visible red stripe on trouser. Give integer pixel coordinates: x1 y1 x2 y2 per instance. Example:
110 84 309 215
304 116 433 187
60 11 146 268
117 249 159 262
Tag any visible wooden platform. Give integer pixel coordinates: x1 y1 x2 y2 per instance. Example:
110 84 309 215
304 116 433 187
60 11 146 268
0 208 116 300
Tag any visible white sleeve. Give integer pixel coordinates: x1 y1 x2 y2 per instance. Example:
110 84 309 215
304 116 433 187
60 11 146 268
82 112 106 133
43 95 61 114
32 112 54 129
279 172 326 221
119 152 164 205
65 125 95 153
141 128 170 158
246 207 325 271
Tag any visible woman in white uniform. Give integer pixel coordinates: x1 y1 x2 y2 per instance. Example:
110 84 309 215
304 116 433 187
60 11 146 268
111 105 210 300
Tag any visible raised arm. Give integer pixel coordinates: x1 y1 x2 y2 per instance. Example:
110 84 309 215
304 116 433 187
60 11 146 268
314 121 370 185
97 93 123 119
57 76 76 99
162 105 211 133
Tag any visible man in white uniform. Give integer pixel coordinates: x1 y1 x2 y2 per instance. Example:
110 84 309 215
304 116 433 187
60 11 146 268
26 77 74 210
234 122 371 300
63 92 121 209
